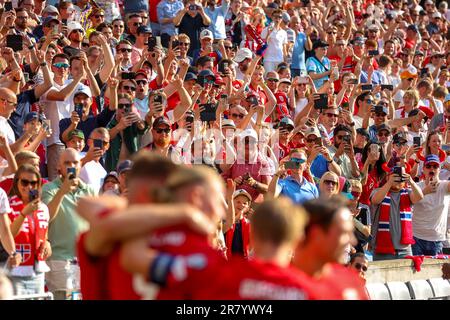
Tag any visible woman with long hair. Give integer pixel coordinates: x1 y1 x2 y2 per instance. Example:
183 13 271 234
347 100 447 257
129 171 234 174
318 171 340 199
7 164 51 295
359 141 387 206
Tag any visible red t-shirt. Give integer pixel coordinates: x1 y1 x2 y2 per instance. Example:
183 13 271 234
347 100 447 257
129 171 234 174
310 263 369 300
203 257 317 300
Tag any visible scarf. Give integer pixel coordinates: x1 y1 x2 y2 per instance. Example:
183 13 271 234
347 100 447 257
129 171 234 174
375 189 414 255
225 217 251 259
8 195 49 276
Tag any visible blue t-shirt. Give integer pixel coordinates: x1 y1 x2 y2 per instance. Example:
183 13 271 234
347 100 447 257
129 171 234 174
306 56 331 89
278 176 319 204
291 32 307 71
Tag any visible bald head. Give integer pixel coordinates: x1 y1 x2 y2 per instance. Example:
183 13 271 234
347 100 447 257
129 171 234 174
58 148 82 179
0 88 17 118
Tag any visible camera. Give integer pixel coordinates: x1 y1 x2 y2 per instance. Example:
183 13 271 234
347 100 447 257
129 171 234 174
314 93 328 110
121 72 136 80
148 37 157 51
380 84 393 91
361 84 373 91
67 167 76 179
93 139 103 149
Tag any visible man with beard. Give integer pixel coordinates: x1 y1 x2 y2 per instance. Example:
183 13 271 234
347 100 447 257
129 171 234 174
412 155 450 256
145 116 178 160
233 48 252 81
370 165 423 260
63 21 84 58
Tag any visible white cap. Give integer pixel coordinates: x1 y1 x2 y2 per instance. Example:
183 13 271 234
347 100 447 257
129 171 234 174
43 5 59 15
368 24 379 31
424 0 433 4
233 48 252 63
432 11 442 19
67 21 84 36
304 126 321 138
279 78 292 84
222 119 236 128
233 189 252 201
200 29 213 40
73 85 92 98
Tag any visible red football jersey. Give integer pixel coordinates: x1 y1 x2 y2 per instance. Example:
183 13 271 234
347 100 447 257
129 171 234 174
203 257 317 300
309 263 369 300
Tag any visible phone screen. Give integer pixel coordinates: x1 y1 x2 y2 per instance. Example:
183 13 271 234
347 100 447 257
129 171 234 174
284 161 300 169
6 35 23 52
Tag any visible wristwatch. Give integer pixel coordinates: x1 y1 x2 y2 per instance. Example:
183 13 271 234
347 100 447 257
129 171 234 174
40 62 47 67
333 156 342 165
9 251 17 258
326 158 333 164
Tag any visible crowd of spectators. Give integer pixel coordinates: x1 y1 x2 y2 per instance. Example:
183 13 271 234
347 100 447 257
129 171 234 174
0 0 449 300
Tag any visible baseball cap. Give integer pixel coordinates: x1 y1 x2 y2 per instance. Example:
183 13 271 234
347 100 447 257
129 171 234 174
233 189 252 201
313 40 329 50
222 119 236 129
400 66 418 79
304 126 320 138
352 36 366 45
24 112 42 124
368 24 379 31
43 5 59 15
200 29 213 40
377 123 391 133
279 78 292 85
184 72 197 82
267 2 279 9
117 160 133 174
281 12 291 23
432 12 442 19
393 131 408 144
234 48 252 63
137 25 152 35
68 129 85 141
198 69 216 80
356 128 370 139
279 116 295 129
152 116 171 128
414 50 424 56
74 86 92 98
43 16 60 27
135 69 149 79
67 21 84 36
407 24 419 33
424 0 434 4
418 106 435 119
424 154 440 165
104 171 119 182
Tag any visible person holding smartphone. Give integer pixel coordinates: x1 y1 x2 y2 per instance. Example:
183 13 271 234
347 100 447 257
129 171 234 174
267 149 319 204
7 164 51 295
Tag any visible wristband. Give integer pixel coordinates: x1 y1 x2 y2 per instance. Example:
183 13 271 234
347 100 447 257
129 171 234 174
149 253 176 287
9 251 17 258
326 159 333 164
28 45 35 50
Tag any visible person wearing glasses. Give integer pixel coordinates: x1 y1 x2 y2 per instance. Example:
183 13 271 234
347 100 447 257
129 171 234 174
112 18 126 42
268 149 319 204
86 7 105 38
105 93 147 172
348 252 369 281
40 53 86 180
124 13 143 45
115 40 134 71
131 25 153 65
174 1 211 57
261 9 288 73
63 21 85 58
6 164 51 295
318 171 339 200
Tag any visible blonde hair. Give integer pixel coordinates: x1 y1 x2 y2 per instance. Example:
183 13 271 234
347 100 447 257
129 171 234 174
403 89 419 106
319 171 340 195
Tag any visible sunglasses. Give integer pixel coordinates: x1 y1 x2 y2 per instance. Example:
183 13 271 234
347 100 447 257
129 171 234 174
20 179 39 187
136 80 148 85
267 78 279 82
406 78 414 81
122 85 136 91
179 42 190 46
224 46 233 50
53 62 70 69
118 103 131 109
230 113 245 119
114 25 124 28
133 22 142 27
351 191 361 198
141 16 148 19
354 263 368 272
306 138 317 143
374 113 386 117
273 15 282 19
94 15 105 18
155 128 171 134
120 48 132 53
323 179 338 186
425 164 439 169
377 131 390 137
327 31 337 35
325 113 338 118
291 157 306 164
336 135 349 140
82 42 90 47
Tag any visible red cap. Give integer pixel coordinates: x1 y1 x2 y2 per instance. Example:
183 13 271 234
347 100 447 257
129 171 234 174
135 69 149 79
418 106 434 119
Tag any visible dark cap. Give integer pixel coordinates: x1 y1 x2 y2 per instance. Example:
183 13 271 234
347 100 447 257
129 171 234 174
137 25 152 35
407 24 419 33
393 131 408 143
352 36 366 45
43 16 60 27
184 72 197 81
408 108 428 121
117 160 133 174
356 128 370 139
267 2 279 9
414 50 424 56
152 116 171 129
373 105 388 115
313 40 329 50
198 69 216 79
67 129 85 140
377 123 391 133
24 112 42 124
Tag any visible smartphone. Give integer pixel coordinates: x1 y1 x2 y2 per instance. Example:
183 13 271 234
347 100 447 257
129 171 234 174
4 1 13 11
6 35 23 52
67 167 76 179
284 161 301 169
121 72 136 80
413 136 421 147
347 78 358 84
247 95 258 106
315 137 323 146
62 18 68 25
74 104 83 118
373 105 385 114
189 4 198 10
172 39 180 49
185 115 194 123
53 24 59 34
23 72 29 83
314 93 328 110
369 144 379 153
342 135 351 143
420 68 428 77
368 50 379 57
359 207 368 218
361 84 373 91
43 119 51 132
393 166 402 176
200 103 217 122
93 139 103 149
442 144 450 152
148 37 157 51
218 61 229 75
29 189 39 201
380 84 393 91
123 104 131 115
153 94 163 104
220 94 228 104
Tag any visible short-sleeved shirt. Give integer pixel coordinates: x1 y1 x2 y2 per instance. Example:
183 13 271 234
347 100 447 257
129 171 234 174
260 27 288 63
306 56 331 89
291 32 307 71
157 0 184 36
0 188 11 215
177 13 209 56
41 177 97 260
204 1 229 40
277 176 319 204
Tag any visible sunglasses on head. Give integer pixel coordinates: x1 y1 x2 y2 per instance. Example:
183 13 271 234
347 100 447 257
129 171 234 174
120 48 132 53
155 128 171 134
354 263 368 272
122 85 136 91
53 62 70 69
324 179 338 186
20 179 39 187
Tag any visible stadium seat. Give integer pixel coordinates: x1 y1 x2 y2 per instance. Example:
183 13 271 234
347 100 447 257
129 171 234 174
406 280 434 300
385 281 412 300
427 278 450 299
365 283 391 300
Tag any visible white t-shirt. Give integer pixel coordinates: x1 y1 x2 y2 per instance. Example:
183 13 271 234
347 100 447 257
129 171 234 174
0 116 15 174
260 27 287 63
294 97 308 118
0 187 11 214
413 180 450 241
79 160 107 193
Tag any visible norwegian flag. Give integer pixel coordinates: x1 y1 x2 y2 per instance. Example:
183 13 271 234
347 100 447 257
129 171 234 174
16 244 32 263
